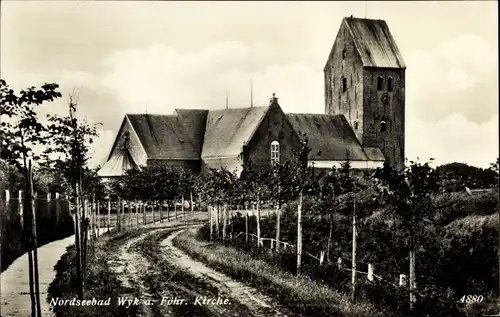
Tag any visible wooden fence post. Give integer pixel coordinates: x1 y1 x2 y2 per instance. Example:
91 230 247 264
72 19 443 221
91 194 96 239
245 209 248 243
97 200 100 237
18 190 24 230
5 189 10 202
107 199 111 232
143 202 146 225
297 191 303 275
128 201 132 228
275 203 281 252
135 201 139 227
55 193 60 223
368 264 374 282
175 200 178 220
190 191 194 216
320 251 325 265
152 201 155 224
159 201 163 223
182 195 185 219
399 274 407 286
337 257 342 269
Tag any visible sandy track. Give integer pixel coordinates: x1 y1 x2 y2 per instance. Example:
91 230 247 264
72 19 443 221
161 229 292 317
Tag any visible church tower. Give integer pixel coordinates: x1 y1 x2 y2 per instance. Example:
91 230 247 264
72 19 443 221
324 17 406 169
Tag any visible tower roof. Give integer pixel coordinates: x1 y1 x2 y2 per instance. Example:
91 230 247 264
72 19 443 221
344 17 406 69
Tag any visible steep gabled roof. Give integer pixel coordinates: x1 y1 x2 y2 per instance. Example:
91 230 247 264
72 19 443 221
285 113 369 161
126 113 202 159
344 17 406 69
201 106 270 158
174 109 209 156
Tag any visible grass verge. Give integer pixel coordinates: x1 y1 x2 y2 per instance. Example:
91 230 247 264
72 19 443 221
47 229 148 317
173 226 383 317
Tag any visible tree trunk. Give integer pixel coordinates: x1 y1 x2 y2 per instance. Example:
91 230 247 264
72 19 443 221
297 191 303 275
275 203 281 252
19 190 35 316
28 164 42 317
82 199 88 285
256 197 261 247
72 192 83 299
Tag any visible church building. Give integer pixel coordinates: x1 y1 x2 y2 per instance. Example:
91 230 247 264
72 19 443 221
98 16 405 180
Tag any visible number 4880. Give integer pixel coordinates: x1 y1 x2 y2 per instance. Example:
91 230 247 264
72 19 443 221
459 295 484 304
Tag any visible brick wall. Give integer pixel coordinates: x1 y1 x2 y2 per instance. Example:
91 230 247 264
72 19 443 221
362 68 405 169
324 20 365 143
246 102 301 172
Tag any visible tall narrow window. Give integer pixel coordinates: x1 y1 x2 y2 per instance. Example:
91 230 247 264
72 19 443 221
271 140 280 164
342 77 347 92
342 49 346 59
387 76 394 92
381 120 387 133
377 76 384 91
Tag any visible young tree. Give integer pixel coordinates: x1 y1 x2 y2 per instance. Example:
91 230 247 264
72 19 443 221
239 163 270 247
286 133 312 274
268 161 294 251
374 159 440 311
1 79 62 316
41 90 100 298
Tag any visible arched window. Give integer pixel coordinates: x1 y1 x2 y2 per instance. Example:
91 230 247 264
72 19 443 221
342 77 347 92
271 140 280 164
377 76 384 91
380 120 387 133
387 76 394 92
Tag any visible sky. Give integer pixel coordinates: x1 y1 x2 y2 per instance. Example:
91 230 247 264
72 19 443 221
1 1 498 168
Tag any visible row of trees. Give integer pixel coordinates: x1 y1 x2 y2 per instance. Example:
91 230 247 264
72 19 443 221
1 80 101 316
111 136 498 314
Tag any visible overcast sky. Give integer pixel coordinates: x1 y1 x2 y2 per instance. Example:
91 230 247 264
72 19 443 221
1 1 498 168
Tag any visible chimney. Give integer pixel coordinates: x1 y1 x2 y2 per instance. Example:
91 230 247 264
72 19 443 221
269 93 278 105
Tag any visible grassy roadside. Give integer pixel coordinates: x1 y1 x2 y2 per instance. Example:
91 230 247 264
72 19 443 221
173 227 383 317
47 229 148 317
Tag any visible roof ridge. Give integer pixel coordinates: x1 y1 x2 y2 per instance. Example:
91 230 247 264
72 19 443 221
286 113 342 116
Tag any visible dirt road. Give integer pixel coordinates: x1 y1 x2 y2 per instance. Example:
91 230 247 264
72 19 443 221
108 222 293 316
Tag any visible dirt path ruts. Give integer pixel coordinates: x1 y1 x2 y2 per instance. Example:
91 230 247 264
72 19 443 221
108 230 157 317
107 214 207 317
161 229 292 317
